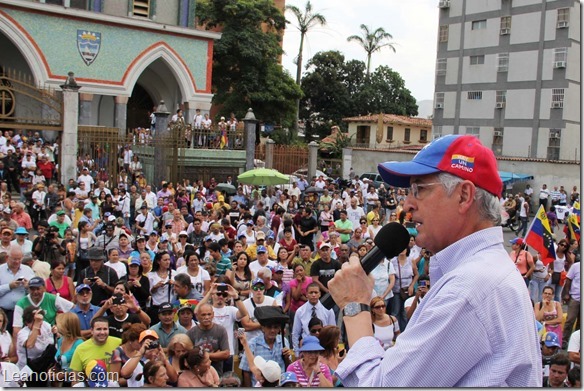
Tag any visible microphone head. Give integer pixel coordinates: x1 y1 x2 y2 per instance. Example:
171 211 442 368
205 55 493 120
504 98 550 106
373 222 411 258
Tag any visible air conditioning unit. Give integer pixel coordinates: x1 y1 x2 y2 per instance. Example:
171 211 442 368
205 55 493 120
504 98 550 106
554 61 566 68
435 103 444 109
438 0 450 8
557 21 569 28
550 134 560 140
494 131 503 137
495 102 505 109
500 28 510 35
551 101 563 108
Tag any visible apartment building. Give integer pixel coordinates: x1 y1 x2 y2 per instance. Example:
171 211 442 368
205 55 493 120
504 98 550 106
433 0 580 161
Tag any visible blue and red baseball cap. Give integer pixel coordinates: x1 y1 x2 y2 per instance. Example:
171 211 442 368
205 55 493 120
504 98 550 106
378 134 502 197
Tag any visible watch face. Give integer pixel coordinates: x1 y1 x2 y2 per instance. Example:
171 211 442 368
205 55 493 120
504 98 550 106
344 302 367 317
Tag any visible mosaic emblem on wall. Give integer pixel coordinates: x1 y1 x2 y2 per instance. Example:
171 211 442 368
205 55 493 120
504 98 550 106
77 30 102 66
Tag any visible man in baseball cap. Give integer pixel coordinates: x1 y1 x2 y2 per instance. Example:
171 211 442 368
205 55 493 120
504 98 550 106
149 302 186 348
328 135 541 387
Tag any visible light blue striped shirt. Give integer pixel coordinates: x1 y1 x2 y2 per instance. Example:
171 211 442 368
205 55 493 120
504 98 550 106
0 263 36 310
335 227 542 387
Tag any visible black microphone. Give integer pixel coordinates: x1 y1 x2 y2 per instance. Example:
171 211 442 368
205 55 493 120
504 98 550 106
320 222 411 309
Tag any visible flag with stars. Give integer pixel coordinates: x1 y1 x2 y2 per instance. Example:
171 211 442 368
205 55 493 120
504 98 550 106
525 205 557 265
567 202 580 242
85 359 108 387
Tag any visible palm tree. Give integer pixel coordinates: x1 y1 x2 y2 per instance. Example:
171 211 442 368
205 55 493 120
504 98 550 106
285 1 327 85
347 24 396 77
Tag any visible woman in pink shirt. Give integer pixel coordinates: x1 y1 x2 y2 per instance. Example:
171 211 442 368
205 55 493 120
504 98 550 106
286 336 333 387
287 264 313 314
177 346 220 387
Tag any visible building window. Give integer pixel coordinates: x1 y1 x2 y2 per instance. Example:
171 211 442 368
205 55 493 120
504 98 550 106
436 59 447 76
467 91 482 100
433 126 442 139
557 8 569 28
439 25 449 42
496 91 507 103
551 89 565 108
470 55 485 65
435 92 445 109
404 128 411 142
465 127 480 136
471 20 487 30
132 0 150 18
420 129 428 142
547 129 561 160
500 16 511 34
554 47 568 62
386 126 394 141
493 128 503 156
497 53 509 72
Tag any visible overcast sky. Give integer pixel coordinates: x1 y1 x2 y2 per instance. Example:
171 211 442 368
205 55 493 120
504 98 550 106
281 0 439 102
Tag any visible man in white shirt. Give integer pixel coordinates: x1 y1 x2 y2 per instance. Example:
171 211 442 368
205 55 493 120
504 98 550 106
242 278 277 341
193 109 203 128
249 247 277 275
346 198 365 230
197 282 251 373
74 182 90 201
145 185 157 207
314 176 326 189
292 282 335 355
77 167 94 191
539 184 551 211
171 109 184 124
135 205 155 236
122 145 133 172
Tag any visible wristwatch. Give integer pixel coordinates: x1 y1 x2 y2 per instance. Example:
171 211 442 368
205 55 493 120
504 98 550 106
342 302 370 317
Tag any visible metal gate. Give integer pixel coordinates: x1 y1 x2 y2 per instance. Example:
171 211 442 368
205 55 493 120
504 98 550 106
79 124 186 189
255 143 308 174
77 126 128 188
128 123 186 188
0 68 63 131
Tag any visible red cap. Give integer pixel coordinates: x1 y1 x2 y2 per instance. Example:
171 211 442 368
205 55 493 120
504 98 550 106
379 135 503 197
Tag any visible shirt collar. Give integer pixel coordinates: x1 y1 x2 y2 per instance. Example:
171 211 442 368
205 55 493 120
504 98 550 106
429 227 503 286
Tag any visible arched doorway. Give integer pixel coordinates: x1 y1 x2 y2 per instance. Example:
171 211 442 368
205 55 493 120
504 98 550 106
127 57 184 130
127 83 154 129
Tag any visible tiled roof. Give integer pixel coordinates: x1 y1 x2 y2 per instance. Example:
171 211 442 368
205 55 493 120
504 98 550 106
342 113 432 127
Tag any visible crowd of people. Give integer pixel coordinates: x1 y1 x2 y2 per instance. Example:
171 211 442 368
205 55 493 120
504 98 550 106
0 131 578 387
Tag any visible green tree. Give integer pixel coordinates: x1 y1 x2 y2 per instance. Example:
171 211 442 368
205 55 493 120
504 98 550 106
285 1 326 139
196 0 302 129
300 51 351 140
300 51 418 139
285 1 327 85
347 24 396 77
356 66 418 116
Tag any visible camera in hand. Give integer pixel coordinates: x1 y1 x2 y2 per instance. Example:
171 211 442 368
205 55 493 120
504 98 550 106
419 280 427 287
217 284 228 293
89 277 98 282
112 294 125 305
148 340 160 350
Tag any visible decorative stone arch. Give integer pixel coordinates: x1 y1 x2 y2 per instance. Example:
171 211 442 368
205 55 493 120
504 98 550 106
122 42 198 102
0 11 50 84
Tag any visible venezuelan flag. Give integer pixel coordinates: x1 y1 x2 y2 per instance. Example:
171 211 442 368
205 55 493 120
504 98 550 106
525 205 557 265
567 201 580 242
172 298 199 322
220 131 227 149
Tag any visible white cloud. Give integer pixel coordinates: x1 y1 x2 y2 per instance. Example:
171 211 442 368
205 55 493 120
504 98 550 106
282 0 439 101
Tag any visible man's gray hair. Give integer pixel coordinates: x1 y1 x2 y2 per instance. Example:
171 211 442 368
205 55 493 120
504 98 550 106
437 173 502 225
